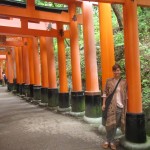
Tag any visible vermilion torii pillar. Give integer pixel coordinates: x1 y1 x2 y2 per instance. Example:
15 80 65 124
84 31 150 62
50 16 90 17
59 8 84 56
32 37 41 101
121 0 148 148
14 47 20 93
98 3 115 90
69 3 85 116
12 48 17 92
27 38 35 98
57 23 70 112
39 36 49 106
18 47 24 95
46 37 58 109
82 2 101 123
7 49 14 91
22 38 30 97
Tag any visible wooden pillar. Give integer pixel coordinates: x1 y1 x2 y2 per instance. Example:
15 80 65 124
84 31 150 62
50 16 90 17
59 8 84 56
122 0 146 145
69 3 85 114
7 50 14 91
15 47 20 92
32 37 41 101
57 23 70 111
46 37 58 108
22 38 30 97
98 3 115 90
27 38 35 98
18 47 24 95
40 36 49 105
82 2 100 122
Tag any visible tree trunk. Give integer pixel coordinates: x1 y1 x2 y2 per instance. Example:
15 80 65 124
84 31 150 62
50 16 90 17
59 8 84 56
111 4 123 31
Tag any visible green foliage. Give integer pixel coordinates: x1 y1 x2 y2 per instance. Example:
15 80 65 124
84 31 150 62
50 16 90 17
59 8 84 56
138 7 150 42
140 47 150 105
114 31 124 47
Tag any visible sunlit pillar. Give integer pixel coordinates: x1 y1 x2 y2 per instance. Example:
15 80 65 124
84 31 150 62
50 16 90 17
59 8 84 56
69 3 85 115
98 3 115 90
82 2 101 123
39 36 49 106
121 0 149 148
32 37 41 101
57 23 70 111
46 37 58 109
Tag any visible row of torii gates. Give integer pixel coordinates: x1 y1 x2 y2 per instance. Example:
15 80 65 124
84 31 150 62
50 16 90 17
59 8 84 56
0 0 150 149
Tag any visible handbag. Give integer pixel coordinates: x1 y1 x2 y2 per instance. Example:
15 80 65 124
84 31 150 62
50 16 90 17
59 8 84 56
102 78 122 120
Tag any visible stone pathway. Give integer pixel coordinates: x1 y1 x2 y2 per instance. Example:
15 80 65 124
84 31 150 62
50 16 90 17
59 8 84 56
0 86 124 150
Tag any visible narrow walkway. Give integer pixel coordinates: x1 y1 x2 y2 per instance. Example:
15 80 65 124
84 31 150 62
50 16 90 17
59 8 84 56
0 86 124 150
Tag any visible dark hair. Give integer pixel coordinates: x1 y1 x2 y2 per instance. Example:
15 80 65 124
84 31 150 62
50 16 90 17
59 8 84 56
112 64 121 71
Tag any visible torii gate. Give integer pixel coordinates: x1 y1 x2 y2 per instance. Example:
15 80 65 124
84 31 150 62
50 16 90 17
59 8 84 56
0 0 150 149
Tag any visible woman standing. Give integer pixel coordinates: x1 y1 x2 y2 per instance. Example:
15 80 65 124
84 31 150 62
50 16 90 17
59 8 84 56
102 64 127 150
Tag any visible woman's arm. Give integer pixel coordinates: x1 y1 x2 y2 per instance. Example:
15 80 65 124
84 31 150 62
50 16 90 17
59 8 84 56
101 79 109 111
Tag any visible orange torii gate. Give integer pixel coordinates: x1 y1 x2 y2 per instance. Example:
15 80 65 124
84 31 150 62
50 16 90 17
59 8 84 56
0 0 150 149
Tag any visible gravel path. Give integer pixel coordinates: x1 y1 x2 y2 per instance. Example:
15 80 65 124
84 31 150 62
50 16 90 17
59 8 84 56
0 86 124 150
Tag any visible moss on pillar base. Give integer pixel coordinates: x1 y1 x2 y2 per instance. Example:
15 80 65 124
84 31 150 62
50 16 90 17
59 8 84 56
48 88 58 107
30 84 34 97
16 83 19 93
125 113 146 143
7 82 14 91
40 87 48 104
22 83 25 95
19 84 23 95
71 91 85 112
33 85 41 100
84 92 101 118
58 92 70 109
13 78 17 91
24 84 31 97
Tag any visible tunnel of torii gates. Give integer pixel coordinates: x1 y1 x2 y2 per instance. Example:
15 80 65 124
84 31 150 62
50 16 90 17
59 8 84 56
0 0 150 148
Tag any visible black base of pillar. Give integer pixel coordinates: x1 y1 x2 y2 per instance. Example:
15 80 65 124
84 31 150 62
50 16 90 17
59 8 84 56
71 91 85 112
7 82 14 91
59 92 70 108
85 92 101 118
48 88 58 107
33 85 41 100
22 83 25 95
7 82 9 91
30 84 34 97
24 84 31 97
13 78 17 91
19 84 23 95
41 87 48 104
126 112 146 143
16 83 20 93
0 79 2 85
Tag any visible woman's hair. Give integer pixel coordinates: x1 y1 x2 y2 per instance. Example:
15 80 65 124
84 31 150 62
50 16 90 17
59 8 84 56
112 63 121 71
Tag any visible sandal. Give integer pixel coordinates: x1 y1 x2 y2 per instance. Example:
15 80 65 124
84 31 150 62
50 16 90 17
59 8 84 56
110 143 116 150
102 141 109 149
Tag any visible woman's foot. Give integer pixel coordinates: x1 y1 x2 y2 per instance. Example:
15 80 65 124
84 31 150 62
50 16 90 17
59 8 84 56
110 143 116 150
102 141 109 149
